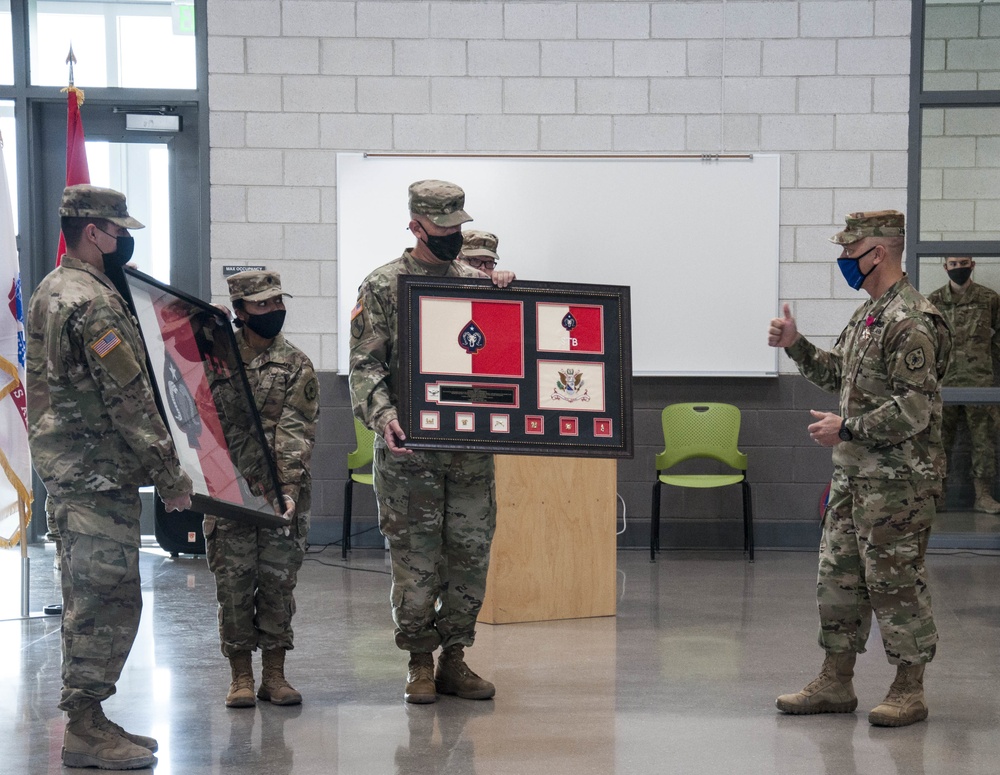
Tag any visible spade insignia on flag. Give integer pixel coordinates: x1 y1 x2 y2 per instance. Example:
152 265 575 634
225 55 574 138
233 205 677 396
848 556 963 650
458 320 486 355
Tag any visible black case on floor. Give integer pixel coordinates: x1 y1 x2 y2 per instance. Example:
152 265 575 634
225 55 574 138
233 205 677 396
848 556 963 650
154 499 206 556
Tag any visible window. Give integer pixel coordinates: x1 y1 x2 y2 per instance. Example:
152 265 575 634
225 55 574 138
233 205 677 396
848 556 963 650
29 1 196 89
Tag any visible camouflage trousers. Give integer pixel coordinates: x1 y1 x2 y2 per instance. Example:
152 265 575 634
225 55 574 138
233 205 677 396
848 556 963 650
817 473 939 665
204 510 308 657
373 439 496 653
942 404 997 480
48 490 143 712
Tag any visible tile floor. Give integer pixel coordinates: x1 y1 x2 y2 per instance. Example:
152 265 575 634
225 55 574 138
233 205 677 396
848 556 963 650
2 543 999 774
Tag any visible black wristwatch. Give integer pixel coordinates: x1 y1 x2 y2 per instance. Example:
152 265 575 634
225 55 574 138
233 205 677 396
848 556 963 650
838 419 853 442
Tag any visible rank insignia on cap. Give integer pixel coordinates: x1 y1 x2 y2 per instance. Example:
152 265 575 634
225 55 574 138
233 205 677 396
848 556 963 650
90 328 122 358
904 347 926 371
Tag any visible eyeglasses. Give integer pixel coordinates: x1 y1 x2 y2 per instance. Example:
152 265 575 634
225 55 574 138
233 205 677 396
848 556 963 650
462 256 498 271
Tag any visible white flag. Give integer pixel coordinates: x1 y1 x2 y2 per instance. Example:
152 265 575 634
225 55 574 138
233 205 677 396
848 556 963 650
0 139 32 547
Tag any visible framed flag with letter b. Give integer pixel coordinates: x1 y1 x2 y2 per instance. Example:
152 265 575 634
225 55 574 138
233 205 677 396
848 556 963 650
398 276 633 458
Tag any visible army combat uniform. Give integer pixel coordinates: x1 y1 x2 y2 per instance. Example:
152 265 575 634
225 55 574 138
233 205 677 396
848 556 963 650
787 276 952 665
26 253 192 713
204 327 319 658
927 281 1000 491
349 250 497 655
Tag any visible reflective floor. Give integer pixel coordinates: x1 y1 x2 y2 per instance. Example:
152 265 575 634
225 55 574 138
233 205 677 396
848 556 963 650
2 544 999 774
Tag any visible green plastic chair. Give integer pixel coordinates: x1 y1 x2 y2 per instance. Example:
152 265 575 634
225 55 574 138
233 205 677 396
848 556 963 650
650 403 754 563
342 417 376 558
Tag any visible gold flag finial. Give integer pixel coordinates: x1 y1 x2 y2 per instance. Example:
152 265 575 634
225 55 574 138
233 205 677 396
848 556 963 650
61 45 84 106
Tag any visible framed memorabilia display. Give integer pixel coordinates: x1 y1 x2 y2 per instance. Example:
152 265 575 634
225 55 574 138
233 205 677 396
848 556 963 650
398 276 633 458
121 268 287 527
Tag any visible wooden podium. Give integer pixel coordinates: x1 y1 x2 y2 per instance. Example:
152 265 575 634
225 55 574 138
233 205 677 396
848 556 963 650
478 455 617 624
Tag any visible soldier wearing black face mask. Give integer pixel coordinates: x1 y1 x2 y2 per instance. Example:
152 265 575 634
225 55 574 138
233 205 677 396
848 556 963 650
205 269 319 709
928 256 1000 514
349 179 513 705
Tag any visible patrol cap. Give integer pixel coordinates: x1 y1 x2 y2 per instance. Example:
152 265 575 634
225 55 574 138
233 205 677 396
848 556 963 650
227 270 292 303
830 210 904 245
58 184 145 229
460 230 499 261
408 180 472 227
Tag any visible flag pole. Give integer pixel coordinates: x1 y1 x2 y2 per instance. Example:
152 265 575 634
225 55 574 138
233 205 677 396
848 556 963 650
18 496 29 617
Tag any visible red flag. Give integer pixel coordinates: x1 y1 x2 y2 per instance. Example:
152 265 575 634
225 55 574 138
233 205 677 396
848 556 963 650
55 87 90 266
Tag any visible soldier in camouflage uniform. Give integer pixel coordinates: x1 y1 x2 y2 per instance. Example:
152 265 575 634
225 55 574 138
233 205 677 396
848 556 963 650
768 211 952 728
204 270 319 708
349 180 510 704
459 229 516 282
26 185 193 769
927 256 1000 514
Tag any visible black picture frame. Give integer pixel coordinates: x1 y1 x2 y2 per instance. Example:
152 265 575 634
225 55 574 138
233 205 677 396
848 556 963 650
398 276 633 458
121 267 286 528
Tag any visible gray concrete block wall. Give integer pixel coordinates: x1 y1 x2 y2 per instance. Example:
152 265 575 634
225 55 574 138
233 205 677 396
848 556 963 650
205 0 917 550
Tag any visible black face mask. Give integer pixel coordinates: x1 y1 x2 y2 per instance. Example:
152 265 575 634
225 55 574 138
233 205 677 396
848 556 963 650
422 230 464 262
244 309 286 339
97 227 135 270
946 266 973 286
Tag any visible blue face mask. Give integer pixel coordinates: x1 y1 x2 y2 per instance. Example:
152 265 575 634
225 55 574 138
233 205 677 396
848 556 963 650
837 246 877 290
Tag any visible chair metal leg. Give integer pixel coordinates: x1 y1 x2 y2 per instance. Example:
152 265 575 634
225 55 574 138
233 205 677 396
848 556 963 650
650 480 662 562
742 479 754 563
342 478 354 559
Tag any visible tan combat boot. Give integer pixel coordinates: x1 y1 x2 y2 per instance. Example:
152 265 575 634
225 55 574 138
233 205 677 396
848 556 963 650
62 704 157 770
258 648 303 706
973 479 1000 514
435 645 495 700
405 652 437 704
91 703 157 751
868 663 928 727
775 651 857 714
226 651 256 708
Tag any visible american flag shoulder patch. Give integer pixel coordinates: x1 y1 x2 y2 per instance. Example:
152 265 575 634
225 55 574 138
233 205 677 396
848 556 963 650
350 298 363 320
90 329 123 358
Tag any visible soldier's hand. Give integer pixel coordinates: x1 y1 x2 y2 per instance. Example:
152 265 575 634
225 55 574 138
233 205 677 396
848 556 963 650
163 492 193 513
385 419 413 456
281 495 296 521
490 269 516 288
808 410 842 447
768 303 800 349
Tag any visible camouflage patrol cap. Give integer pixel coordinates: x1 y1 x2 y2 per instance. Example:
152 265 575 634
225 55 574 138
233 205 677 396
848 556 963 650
408 180 472 227
460 230 499 261
59 184 145 229
227 270 292 303
830 210 905 245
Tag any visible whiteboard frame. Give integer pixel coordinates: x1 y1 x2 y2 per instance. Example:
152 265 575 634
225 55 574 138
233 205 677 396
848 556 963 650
336 153 780 377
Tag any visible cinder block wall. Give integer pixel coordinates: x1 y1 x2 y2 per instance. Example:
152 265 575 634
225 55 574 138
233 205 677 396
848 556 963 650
206 0 913 549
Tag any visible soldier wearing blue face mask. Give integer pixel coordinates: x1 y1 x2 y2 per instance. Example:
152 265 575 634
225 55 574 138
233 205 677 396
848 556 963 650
767 210 953 729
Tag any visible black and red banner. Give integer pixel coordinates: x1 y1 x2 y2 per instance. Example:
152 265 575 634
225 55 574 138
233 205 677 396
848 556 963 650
124 269 286 527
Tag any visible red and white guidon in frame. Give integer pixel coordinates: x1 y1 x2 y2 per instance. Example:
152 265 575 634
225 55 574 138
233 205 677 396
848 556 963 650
536 303 603 354
419 297 524 378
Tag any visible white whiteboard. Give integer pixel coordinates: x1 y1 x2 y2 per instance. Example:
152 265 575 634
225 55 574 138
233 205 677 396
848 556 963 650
336 153 779 377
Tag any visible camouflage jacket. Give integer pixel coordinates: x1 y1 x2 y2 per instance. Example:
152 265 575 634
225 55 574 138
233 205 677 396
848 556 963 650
25 255 191 498
236 329 319 506
786 276 952 479
926 281 1000 387
349 250 481 435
